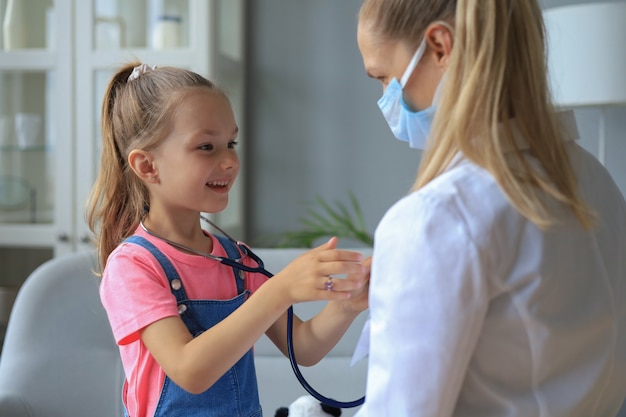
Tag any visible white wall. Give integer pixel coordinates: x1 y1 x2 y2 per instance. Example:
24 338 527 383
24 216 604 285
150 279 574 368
245 0 626 246
541 0 626 199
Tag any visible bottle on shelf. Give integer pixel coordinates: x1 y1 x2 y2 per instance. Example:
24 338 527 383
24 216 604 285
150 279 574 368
150 15 182 49
2 0 26 50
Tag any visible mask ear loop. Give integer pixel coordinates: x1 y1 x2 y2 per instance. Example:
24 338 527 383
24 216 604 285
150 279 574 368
401 21 455 89
400 38 427 88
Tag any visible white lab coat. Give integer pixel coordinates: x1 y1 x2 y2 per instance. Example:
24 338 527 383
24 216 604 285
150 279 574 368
355 112 626 417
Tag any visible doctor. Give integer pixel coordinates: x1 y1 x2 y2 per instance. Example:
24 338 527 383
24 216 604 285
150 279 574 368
354 0 626 416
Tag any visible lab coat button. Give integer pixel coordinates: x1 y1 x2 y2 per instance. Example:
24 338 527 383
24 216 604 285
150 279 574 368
171 279 182 290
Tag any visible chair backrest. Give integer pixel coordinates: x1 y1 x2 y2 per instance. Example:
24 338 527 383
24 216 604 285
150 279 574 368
0 251 124 417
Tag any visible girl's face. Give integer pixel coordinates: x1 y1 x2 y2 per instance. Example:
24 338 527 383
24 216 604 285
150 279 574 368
149 89 240 216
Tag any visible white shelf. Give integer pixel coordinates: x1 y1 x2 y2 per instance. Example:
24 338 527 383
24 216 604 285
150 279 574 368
0 51 57 70
0 224 57 247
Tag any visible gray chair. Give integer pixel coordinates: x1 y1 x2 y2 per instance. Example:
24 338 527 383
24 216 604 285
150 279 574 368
0 251 124 417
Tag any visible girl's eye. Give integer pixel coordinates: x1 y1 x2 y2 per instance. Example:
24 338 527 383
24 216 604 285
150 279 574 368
228 141 239 149
198 144 214 151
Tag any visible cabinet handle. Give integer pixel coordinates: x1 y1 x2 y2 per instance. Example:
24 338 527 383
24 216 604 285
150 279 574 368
57 233 70 242
81 235 94 245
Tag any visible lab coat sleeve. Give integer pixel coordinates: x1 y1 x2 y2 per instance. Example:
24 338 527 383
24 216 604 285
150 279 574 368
358 193 489 417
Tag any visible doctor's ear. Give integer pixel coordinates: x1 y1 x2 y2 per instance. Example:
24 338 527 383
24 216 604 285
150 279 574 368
128 149 159 183
425 22 454 69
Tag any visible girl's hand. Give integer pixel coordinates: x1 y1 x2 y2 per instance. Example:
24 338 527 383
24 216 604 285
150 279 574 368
272 237 367 305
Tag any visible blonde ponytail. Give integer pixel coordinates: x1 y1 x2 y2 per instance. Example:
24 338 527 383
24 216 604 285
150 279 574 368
415 0 595 230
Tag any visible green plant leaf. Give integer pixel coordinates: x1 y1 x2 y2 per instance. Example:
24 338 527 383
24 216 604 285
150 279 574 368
275 192 374 248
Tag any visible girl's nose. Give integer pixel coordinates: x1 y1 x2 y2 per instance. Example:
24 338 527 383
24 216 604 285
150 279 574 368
219 151 239 170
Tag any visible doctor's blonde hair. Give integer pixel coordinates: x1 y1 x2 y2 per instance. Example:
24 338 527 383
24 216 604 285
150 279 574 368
360 0 594 230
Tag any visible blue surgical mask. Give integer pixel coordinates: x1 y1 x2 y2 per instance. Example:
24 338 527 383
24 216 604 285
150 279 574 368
377 37 440 150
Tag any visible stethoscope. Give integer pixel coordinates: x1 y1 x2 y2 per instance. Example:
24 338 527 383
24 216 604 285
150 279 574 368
140 215 365 409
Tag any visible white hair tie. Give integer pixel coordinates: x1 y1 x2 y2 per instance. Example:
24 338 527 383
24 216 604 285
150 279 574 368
127 64 157 82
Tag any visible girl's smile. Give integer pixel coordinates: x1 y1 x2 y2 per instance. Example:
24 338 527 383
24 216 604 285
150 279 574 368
206 179 232 193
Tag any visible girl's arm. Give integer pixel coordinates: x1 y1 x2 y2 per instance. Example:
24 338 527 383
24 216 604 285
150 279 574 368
140 238 366 394
266 256 371 366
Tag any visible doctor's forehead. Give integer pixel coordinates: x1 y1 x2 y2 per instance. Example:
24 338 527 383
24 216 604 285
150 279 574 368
357 21 390 77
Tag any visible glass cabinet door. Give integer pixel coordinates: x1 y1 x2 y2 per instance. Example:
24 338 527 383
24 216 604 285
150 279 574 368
0 0 58 225
0 0 72 250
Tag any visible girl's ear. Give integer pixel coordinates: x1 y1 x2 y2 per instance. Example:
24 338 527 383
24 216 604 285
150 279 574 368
425 22 454 70
128 149 158 183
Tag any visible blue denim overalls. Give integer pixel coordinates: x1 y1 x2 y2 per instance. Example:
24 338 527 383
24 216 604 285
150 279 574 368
123 235 263 417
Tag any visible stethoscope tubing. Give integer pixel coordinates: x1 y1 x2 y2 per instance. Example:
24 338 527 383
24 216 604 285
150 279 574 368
220 253 365 408
285 304 366 409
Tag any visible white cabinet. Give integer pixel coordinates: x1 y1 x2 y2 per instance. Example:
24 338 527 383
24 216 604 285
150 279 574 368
0 0 245 339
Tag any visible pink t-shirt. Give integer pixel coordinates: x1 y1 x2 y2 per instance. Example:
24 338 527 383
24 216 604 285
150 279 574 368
99 227 268 417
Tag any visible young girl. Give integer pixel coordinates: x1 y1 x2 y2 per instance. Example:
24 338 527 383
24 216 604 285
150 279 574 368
354 0 626 416
86 62 369 417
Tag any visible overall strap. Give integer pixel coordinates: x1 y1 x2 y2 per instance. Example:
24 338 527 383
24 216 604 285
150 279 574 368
124 236 190 302
215 235 246 295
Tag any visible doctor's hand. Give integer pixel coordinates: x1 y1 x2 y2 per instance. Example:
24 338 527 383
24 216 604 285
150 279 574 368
338 255 370 314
